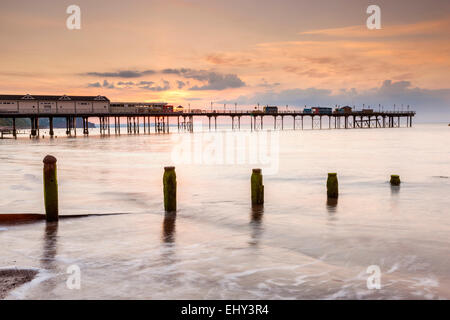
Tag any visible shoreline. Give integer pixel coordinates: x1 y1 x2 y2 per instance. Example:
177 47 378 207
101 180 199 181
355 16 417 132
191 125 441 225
0 269 38 299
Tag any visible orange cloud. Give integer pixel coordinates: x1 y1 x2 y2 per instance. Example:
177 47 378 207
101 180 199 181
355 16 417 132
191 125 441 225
299 16 450 39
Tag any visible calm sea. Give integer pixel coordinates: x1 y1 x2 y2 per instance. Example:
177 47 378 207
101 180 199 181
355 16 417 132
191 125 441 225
0 122 449 299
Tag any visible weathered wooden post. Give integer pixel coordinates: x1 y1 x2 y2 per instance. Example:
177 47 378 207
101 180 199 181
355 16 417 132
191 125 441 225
43 155 58 222
327 173 339 199
251 169 264 206
163 166 177 212
390 175 401 186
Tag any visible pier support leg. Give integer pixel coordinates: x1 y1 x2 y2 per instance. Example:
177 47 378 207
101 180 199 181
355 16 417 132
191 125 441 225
43 155 58 222
163 166 177 212
251 169 264 206
13 118 17 138
31 117 37 137
49 117 54 137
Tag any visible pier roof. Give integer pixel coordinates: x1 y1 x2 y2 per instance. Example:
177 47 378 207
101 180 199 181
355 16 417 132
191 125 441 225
0 94 109 101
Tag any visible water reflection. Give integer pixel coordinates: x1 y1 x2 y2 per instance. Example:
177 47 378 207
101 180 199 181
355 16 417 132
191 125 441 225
161 212 176 245
249 205 264 247
326 198 338 221
39 222 59 296
41 222 58 270
390 185 400 196
390 185 401 211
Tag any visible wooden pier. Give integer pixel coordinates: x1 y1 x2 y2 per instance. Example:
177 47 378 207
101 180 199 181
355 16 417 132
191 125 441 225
0 109 416 138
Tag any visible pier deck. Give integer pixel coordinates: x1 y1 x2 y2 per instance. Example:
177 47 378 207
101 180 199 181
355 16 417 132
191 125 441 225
0 110 416 138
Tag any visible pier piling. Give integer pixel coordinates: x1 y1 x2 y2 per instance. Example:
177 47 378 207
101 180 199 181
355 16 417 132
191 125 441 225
43 155 59 222
163 166 177 212
49 117 54 137
327 173 339 199
12 117 17 138
251 169 264 206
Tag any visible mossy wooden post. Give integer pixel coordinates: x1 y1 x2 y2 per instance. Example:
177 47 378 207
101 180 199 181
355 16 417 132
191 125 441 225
251 169 264 206
43 155 58 222
390 175 401 186
327 173 338 199
163 166 177 212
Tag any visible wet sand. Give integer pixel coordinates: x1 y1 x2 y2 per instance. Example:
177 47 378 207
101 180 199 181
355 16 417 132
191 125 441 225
0 269 38 299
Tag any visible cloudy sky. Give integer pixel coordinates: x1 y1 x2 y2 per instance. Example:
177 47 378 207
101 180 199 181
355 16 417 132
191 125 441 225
0 0 449 120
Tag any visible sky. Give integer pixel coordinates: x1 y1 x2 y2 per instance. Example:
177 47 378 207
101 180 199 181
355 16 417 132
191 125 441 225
0 0 449 120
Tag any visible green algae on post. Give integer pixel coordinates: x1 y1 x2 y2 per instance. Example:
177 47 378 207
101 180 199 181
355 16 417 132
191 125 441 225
43 155 58 222
251 168 264 206
163 166 177 212
327 173 339 199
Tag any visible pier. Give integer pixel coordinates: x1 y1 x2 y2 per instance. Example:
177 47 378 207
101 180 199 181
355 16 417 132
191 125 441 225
0 109 416 138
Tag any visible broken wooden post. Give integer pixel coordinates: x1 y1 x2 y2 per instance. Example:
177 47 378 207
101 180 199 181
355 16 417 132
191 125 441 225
163 166 177 212
390 175 401 186
251 169 264 206
43 155 58 222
